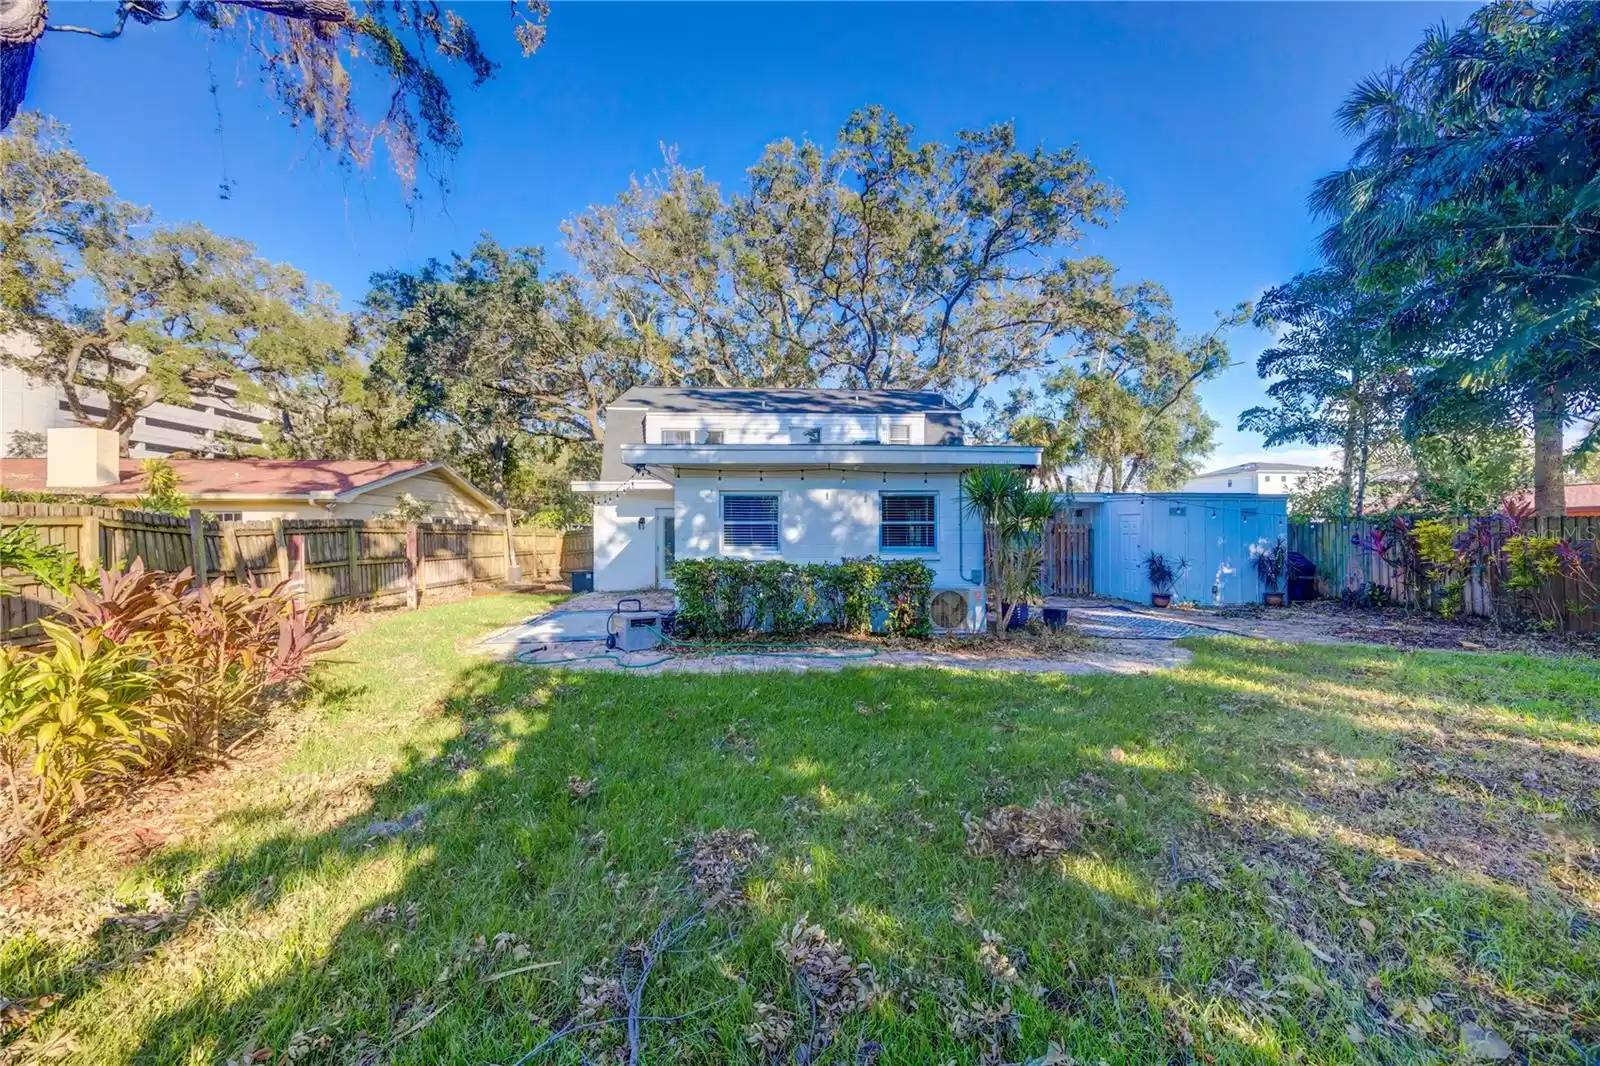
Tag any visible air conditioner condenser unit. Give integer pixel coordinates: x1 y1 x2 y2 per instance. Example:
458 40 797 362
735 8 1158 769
929 586 984 634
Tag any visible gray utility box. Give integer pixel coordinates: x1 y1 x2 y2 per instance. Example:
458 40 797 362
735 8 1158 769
611 611 666 652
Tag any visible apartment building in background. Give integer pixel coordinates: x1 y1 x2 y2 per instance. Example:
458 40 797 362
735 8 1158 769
1 362 270 460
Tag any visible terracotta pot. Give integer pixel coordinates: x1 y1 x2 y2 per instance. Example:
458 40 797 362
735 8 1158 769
1263 591 1286 607
1150 592 1172 608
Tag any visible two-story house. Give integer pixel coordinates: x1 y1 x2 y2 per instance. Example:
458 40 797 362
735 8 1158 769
573 387 1041 631
1181 461 1321 496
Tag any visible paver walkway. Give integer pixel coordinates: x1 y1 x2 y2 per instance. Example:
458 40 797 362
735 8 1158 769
478 590 1193 676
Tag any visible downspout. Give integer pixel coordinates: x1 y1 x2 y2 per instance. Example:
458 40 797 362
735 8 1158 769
957 474 965 582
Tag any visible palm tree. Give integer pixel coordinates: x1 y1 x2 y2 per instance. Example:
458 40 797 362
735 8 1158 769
1311 2 1600 517
961 467 1057 636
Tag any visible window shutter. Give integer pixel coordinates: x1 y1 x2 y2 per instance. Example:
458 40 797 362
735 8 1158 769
722 494 780 550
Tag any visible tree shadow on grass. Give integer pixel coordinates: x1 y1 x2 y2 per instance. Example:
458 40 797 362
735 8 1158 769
7 638 1600 1064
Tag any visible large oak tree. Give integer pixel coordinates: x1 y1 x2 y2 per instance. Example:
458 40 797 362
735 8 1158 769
0 113 347 451
564 107 1131 406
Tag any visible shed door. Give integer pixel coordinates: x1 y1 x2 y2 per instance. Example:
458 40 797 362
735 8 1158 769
1117 512 1142 598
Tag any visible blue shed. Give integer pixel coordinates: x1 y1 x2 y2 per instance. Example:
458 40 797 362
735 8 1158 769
1063 492 1289 606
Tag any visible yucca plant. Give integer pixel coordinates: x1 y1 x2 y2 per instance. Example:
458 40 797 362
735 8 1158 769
962 467 1057 636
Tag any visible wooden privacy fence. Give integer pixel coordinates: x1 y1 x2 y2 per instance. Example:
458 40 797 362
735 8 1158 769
1 502 592 644
1288 515 1600 634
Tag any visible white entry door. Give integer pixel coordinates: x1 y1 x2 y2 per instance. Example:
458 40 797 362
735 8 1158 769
1117 512 1142 599
655 508 676 588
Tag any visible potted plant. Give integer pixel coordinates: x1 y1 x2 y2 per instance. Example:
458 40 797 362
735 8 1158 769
1143 551 1188 608
1253 537 1287 607
998 535 1046 629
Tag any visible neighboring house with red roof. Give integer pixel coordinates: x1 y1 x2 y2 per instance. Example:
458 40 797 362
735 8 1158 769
1 430 499 521
1506 483 1600 518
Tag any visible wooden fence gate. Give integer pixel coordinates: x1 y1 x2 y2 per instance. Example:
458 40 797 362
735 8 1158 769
1044 522 1093 596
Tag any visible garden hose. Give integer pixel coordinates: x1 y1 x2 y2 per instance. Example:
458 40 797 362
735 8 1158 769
643 624 879 661
514 625 878 670
515 644 675 670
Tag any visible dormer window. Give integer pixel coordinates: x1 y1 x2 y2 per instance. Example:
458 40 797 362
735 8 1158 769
661 429 692 445
887 423 912 445
702 429 725 445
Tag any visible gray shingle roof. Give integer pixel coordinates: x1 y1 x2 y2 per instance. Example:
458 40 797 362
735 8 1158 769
608 387 958 414
1195 461 1321 477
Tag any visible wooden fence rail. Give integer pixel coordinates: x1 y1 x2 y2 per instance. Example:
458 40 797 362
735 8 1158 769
1288 516 1600 634
1 502 592 644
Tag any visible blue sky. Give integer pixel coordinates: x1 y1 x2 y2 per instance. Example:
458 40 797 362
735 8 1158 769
24 1 1471 469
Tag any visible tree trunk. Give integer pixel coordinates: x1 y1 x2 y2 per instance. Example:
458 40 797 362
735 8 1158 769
1532 384 1567 518
1352 419 1371 518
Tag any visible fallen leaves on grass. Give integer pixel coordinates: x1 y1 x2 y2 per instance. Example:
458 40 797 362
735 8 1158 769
103 888 201 935
683 828 766 908
743 1000 794 1056
567 774 597 801
774 916 879 1049
976 930 1022 987
965 798 1082 865
944 996 1019 1066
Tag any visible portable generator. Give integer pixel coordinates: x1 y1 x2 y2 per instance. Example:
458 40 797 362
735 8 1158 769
605 598 668 652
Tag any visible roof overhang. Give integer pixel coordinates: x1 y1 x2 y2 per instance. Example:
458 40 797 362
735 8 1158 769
619 443 1040 470
570 478 674 494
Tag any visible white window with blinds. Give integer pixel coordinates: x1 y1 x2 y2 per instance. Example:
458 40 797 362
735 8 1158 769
886 422 912 444
721 494 781 552
880 493 936 551
660 428 692 444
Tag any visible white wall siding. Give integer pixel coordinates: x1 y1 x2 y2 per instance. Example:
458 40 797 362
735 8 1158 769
671 471 985 590
593 488 674 591
644 412 923 445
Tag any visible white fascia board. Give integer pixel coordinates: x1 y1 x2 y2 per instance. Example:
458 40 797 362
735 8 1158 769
619 444 1041 468
569 478 673 494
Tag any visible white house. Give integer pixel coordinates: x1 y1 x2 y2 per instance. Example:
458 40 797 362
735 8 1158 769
1182 461 1321 496
573 388 1041 631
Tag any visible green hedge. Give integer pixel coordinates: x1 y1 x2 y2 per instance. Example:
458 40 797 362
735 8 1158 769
669 556 934 640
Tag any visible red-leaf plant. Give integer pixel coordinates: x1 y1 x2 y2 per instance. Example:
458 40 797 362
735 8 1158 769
58 563 334 763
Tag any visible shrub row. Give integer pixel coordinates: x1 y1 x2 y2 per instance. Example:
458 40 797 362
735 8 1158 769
669 556 934 640
1 540 332 843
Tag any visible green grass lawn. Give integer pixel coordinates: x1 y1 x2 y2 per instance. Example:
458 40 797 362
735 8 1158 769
4 594 1599 1065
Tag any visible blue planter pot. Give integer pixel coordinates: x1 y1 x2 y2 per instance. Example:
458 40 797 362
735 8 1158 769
1042 606 1069 629
1002 603 1030 630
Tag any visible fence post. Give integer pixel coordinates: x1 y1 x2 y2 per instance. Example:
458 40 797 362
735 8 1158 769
271 518 290 585
505 511 522 583
346 522 361 602
187 508 208 585
464 525 475 595
219 522 240 585
290 532 308 608
405 522 421 610
79 513 101 575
